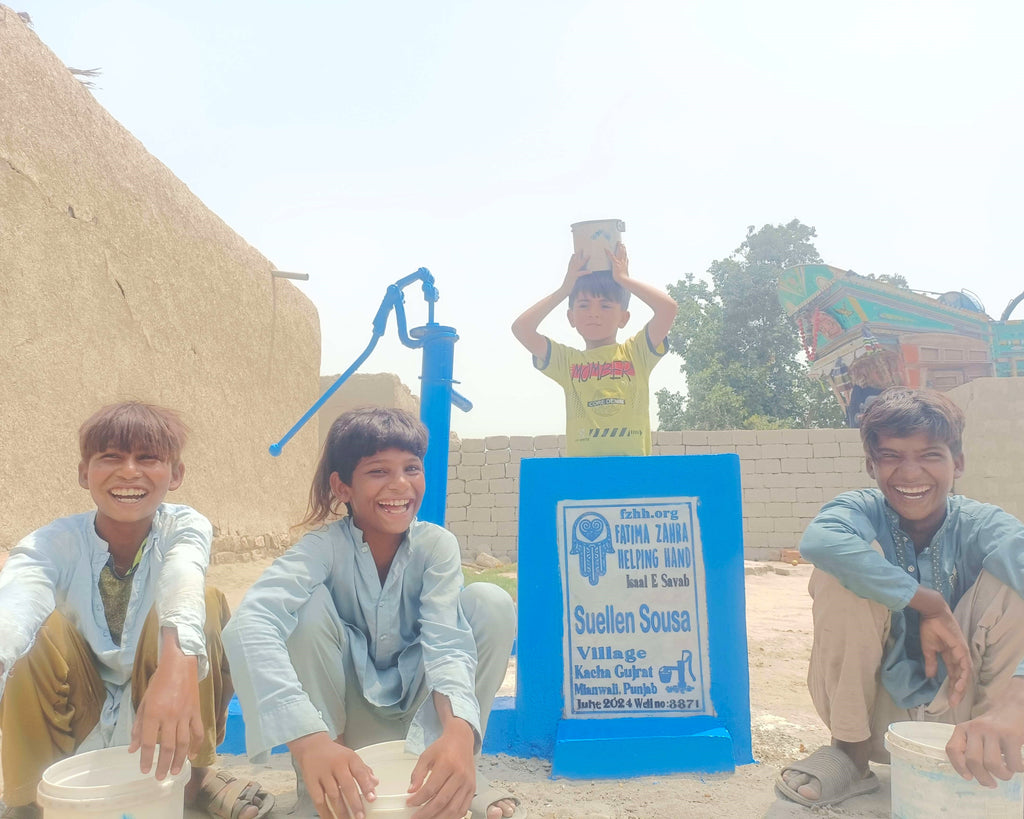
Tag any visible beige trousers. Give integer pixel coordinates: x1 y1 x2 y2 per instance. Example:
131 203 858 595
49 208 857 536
0 586 232 807
807 568 1024 763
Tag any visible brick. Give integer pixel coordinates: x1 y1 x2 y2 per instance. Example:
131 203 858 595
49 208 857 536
779 429 809 444
496 521 518 537
840 441 866 457
755 459 782 474
654 430 683 446
462 438 485 453
709 444 737 455
743 501 766 517
807 458 836 474
766 502 792 516
505 463 520 479
773 517 806 534
448 466 457 480
835 457 865 474
467 479 489 493
706 430 733 446
812 442 841 458
768 531 800 548
485 435 510 450
745 516 773 532
732 430 757 444
448 478 465 494
490 478 515 493
468 507 492 522
756 430 785 444
462 452 485 466
470 493 495 508
446 506 467 522
682 431 709 446
780 458 808 473
448 451 461 466
793 501 825 517
485 449 511 464
471 521 498 536
481 464 506 480
494 492 519 508
448 493 470 508
736 445 760 460
740 459 757 475
491 506 517 522
786 444 813 458
658 445 685 455
448 521 472 536
743 487 771 503
534 449 560 458
535 435 560 449
796 487 824 503
769 487 797 502
807 429 838 443
456 465 481 481
685 445 711 455
510 436 535 451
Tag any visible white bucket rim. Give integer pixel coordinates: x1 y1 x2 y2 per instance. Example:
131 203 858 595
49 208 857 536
884 720 956 764
37 745 190 804
356 739 419 811
569 219 626 233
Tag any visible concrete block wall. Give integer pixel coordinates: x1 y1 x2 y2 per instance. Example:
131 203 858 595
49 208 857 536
446 429 870 564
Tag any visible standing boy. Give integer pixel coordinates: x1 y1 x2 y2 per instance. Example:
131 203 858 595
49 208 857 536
0 402 272 819
511 244 678 456
222 408 520 819
777 388 1024 808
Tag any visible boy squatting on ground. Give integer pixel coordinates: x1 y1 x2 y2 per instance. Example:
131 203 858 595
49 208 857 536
511 243 678 457
777 388 1024 808
0 402 273 819
222 408 521 819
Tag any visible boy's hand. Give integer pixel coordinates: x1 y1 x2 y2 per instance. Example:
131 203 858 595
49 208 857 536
946 678 1024 787
913 588 972 707
130 630 203 781
407 719 476 819
606 242 629 285
290 732 379 819
560 250 590 292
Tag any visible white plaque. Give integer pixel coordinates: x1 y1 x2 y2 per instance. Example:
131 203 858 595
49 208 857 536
557 497 713 719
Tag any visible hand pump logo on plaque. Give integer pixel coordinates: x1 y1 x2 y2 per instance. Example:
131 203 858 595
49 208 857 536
557 497 712 718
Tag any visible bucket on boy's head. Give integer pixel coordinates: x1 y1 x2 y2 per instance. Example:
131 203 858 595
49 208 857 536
570 219 625 273
885 721 1024 818
36 746 189 819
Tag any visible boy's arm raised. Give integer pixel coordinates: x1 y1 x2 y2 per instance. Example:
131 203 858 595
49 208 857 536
511 251 589 359
607 244 678 348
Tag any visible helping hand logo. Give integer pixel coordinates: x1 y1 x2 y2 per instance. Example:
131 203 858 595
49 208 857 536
570 512 614 586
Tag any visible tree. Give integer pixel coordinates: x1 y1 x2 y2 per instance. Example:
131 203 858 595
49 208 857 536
657 220 845 430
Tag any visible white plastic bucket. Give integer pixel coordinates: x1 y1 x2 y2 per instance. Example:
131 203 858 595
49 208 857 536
570 219 625 272
885 721 1024 818
356 740 419 817
36 746 190 819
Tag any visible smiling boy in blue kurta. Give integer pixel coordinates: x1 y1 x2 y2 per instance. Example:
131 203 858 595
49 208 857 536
777 388 1024 809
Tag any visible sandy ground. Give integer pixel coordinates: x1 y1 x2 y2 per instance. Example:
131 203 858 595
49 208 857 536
0 559 894 818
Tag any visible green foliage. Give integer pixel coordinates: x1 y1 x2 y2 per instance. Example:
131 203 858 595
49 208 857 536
658 220 845 430
859 272 909 289
463 564 517 602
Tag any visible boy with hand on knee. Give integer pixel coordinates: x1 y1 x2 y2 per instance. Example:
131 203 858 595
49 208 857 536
0 402 272 819
222 408 520 819
511 243 677 457
778 388 1024 808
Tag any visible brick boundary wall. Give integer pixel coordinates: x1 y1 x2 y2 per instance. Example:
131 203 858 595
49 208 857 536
446 429 870 564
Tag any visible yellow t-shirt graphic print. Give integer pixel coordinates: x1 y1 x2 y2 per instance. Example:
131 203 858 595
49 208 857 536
536 327 667 456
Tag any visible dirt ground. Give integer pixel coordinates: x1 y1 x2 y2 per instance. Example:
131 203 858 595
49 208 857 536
0 559 894 818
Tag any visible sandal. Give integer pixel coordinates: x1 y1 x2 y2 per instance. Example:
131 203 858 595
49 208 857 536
193 769 276 819
470 775 527 819
775 745 880 807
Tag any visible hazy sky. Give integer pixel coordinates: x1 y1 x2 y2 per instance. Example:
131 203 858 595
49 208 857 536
31 1 1024 438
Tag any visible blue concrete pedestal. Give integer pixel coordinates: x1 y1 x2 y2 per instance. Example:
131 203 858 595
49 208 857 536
553 716 735 778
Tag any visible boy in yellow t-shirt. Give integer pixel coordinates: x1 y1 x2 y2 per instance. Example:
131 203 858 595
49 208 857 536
512 244 678 456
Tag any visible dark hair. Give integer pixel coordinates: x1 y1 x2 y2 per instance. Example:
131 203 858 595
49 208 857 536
569 270 630 309
860 387 965 460
302 407 428 527
79 402 189 465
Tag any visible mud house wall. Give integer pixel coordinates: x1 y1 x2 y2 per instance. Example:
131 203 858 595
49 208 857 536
0 8 320 555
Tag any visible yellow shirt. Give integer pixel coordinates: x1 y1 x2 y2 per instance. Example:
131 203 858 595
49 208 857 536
536 326 667 456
